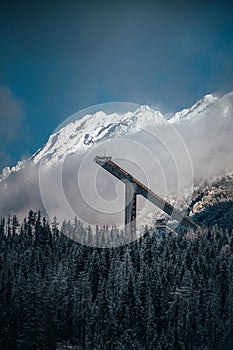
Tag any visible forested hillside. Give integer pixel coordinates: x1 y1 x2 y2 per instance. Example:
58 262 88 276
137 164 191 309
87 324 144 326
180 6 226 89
189 174 233 230
1 211 233 349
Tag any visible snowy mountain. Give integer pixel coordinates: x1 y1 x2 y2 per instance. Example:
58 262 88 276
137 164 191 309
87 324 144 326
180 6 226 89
31 105 165 166
168 94 218 124
0 105 165 181
1 91 233 181
168 91 233 124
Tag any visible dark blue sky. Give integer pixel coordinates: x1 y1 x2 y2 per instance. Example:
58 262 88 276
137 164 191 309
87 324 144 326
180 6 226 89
1 0 233 169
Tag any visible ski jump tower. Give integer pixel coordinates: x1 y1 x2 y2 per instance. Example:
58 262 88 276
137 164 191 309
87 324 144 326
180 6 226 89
94 156 199 235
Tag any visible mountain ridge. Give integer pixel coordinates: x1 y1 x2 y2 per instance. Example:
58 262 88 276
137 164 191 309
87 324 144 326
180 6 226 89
2 91 232 182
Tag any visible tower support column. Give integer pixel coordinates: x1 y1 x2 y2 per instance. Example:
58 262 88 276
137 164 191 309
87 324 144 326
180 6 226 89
125 181 137 237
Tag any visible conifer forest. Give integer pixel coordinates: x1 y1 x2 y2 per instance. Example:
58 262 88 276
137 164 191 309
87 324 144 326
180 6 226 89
1 211 233 349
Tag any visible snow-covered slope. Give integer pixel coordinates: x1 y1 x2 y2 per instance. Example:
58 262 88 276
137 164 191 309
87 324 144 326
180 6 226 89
188 173 233 230
168 91 233 124
168 94 218 124
0 160 25 182
0 105 165 179
31 105 165 166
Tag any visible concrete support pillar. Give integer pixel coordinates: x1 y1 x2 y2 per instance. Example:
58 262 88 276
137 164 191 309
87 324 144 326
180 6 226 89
125 181 137 237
